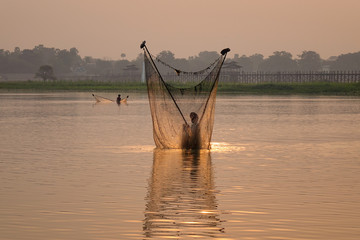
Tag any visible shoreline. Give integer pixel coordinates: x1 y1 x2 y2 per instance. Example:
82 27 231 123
1 81 360 96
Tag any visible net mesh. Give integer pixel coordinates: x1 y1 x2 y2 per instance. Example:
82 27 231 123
92 94 114 103
143 44 228 149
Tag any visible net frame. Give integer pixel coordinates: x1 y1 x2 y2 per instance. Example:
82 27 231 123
141 41 229 149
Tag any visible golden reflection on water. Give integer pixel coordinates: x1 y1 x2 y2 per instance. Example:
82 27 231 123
143 149 226 239
210 142 247 153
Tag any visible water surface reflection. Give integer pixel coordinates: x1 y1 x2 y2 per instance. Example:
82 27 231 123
144 149 225 239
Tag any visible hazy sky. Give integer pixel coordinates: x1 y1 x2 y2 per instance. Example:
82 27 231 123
1 0 359 60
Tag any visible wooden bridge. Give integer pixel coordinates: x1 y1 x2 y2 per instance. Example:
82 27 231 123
220 71 360 83
53 71 360 83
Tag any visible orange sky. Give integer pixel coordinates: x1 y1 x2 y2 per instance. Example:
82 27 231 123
1 0 359 60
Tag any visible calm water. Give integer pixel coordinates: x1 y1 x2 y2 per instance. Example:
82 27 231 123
0 92 359 240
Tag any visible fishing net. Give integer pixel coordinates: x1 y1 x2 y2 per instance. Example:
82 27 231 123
92 94 114 103
141 41 229 149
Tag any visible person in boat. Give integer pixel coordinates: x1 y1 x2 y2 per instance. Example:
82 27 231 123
182 112 200 149
116 94 121 104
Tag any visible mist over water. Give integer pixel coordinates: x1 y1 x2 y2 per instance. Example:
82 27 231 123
0 92 359 239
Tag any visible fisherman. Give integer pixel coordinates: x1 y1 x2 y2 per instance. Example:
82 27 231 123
182 112 200 149
116 94 121 104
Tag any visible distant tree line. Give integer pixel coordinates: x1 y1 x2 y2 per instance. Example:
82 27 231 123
1 45 360 79
231 51 360 72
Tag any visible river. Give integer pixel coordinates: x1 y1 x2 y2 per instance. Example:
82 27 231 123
0 92 359 239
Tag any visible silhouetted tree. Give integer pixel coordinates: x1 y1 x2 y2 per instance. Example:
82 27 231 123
259 51 298 72
173 58 189 71
113 59 131 75
298 51 322 71
330 52 360 70
198 51 219 61
94 59 113 75
249 54 264 72
157 51 175 62
55 47 82 73
233 55 252 72
35 65 56 81
188 51 219 71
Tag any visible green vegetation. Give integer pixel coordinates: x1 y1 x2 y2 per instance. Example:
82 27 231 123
35 65 56 81
1 80 360 95
0 80 147 92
